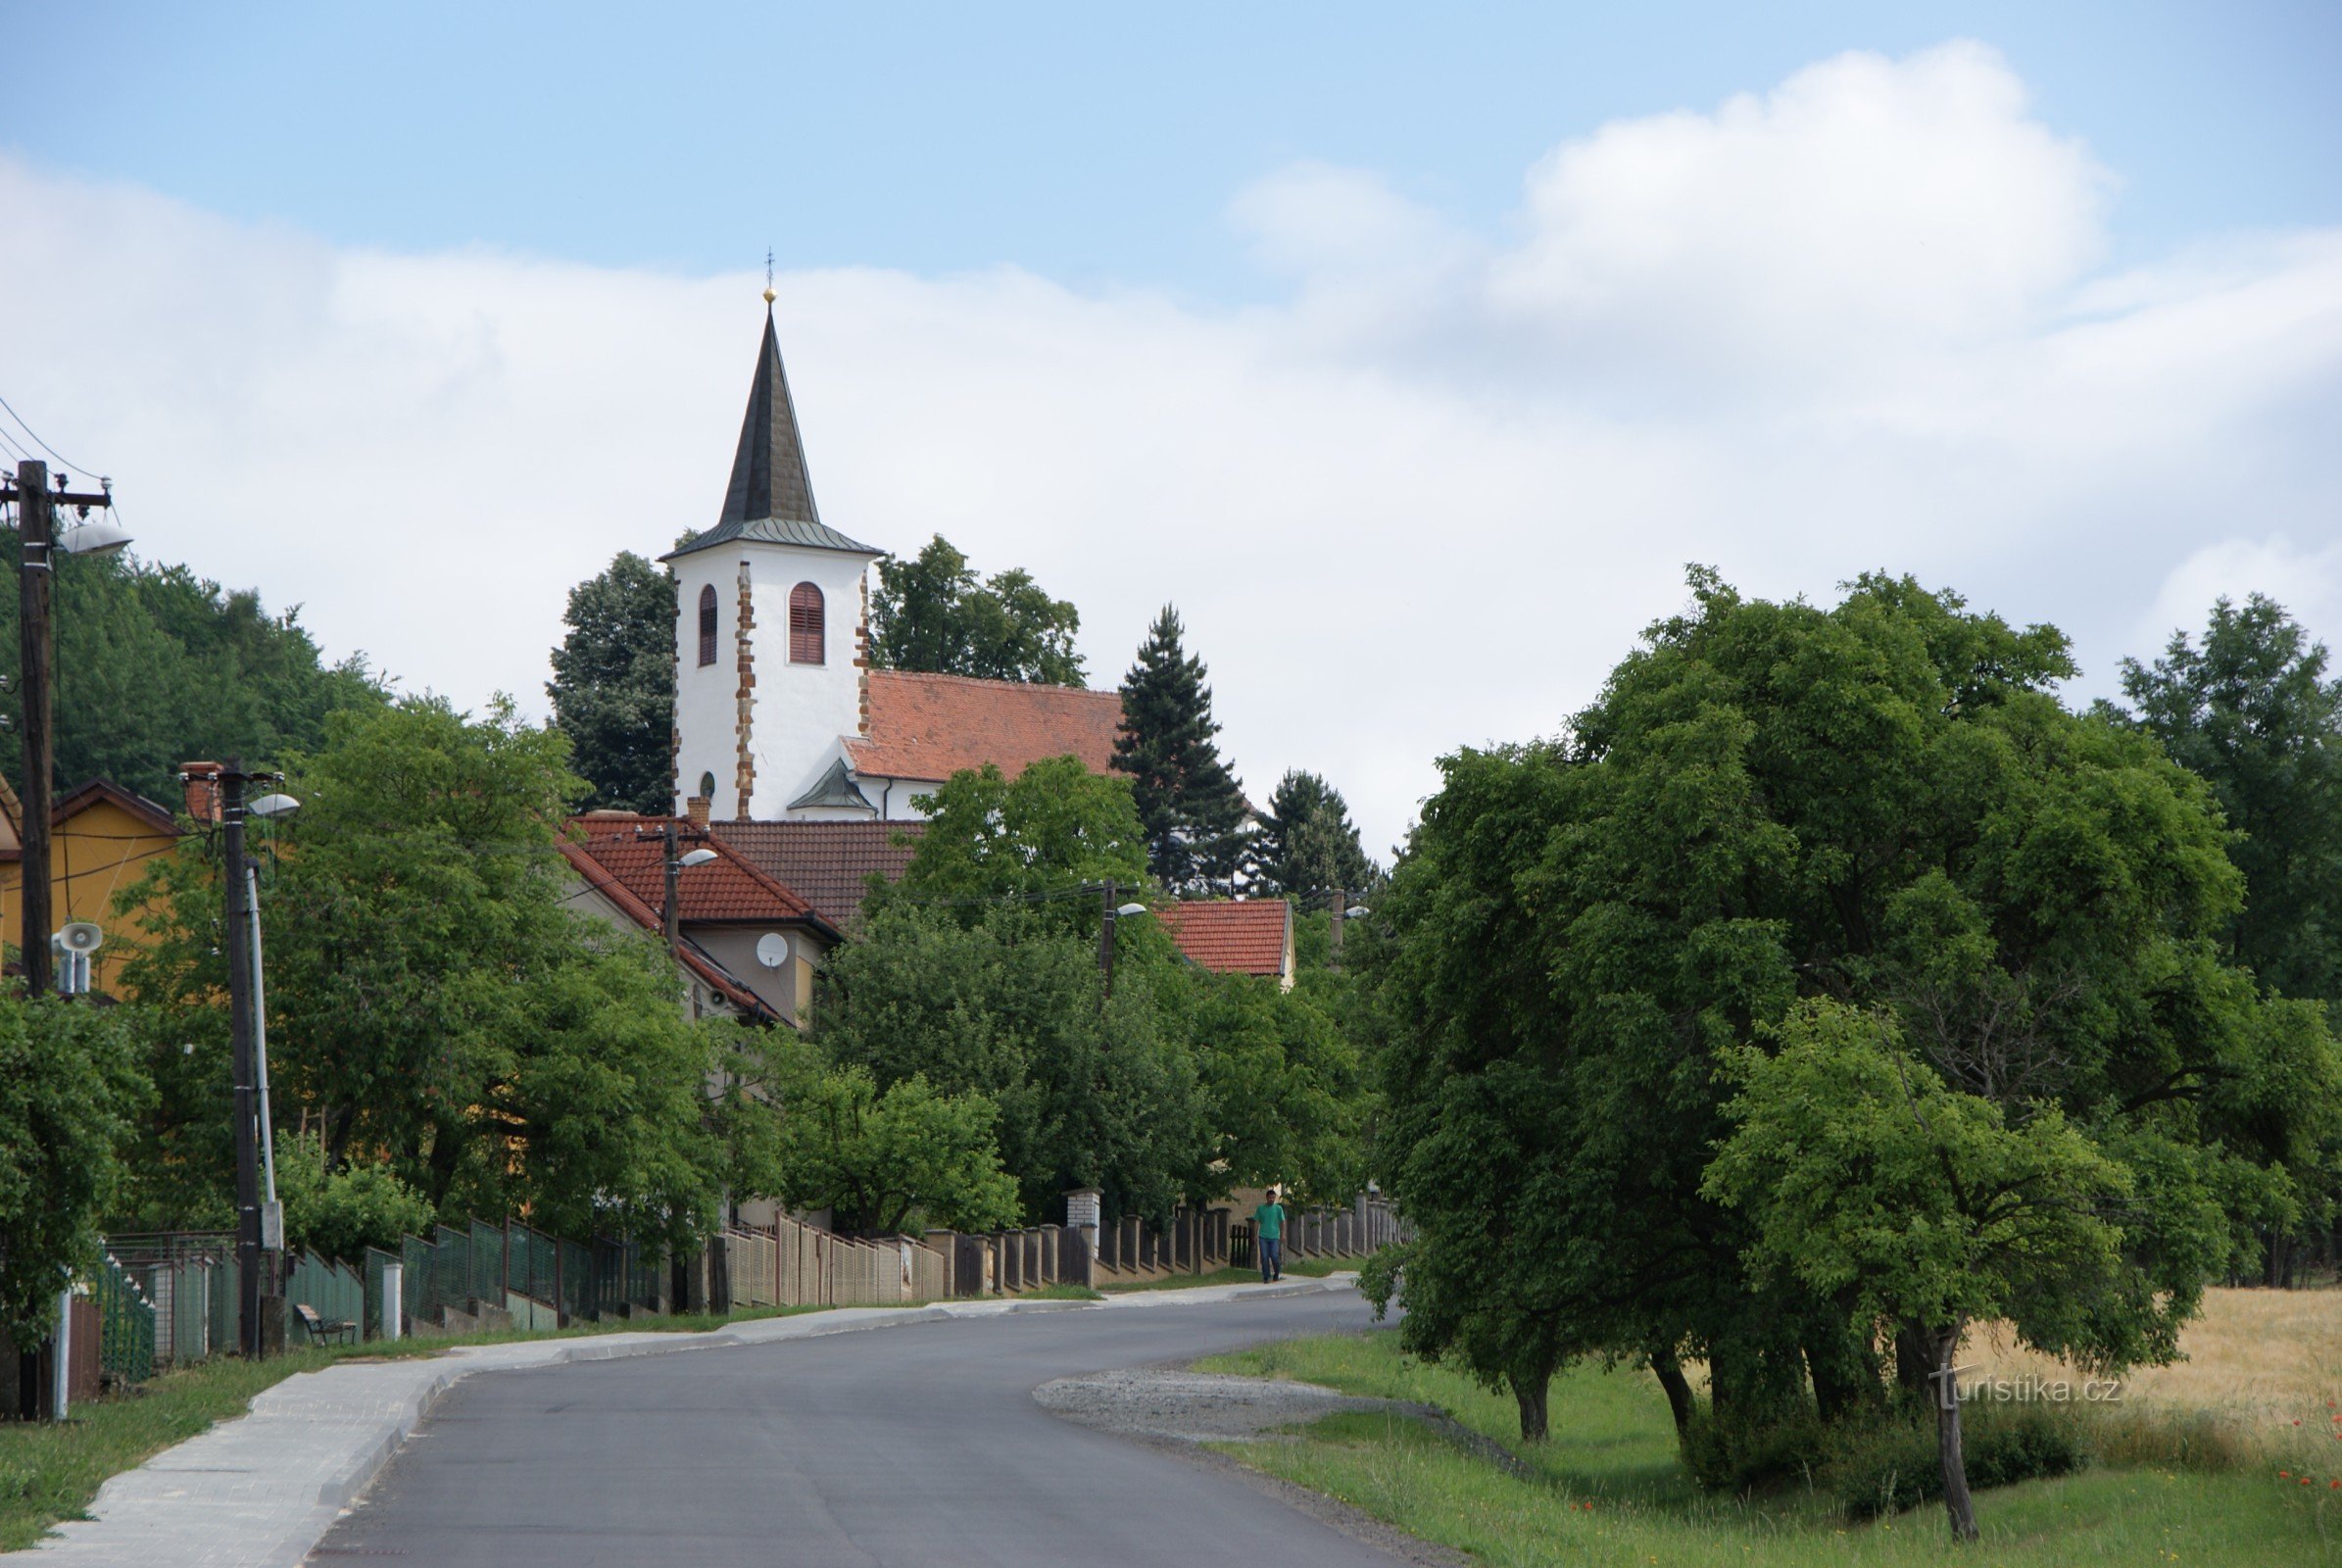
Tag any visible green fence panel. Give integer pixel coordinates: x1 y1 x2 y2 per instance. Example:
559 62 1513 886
283 1253 366 1345
469 1220 504 1306
92 1255 155 1385
206 1257 239 1355
365 1247 398 1340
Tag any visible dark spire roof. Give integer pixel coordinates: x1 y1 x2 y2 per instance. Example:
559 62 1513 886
665 307 881 564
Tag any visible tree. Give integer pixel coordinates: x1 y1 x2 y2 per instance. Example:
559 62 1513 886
1253 770 1379 900
775 1067 1020 1235
272 1130 434 1262
1705 1001 2188 1540
814 903 1209 1223
116 696 743 1247
1114 606 1248 893
0 1000 145 1345
548 550 676 813
1366 569 2323 1460
2115 594 2342 1009
888 756 1149 924
0 542 383 804
870 534 1086 685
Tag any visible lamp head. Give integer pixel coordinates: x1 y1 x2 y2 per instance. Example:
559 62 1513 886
1114 902 1148 918
59 515 132 557
677 847 718 868
249 792 301 819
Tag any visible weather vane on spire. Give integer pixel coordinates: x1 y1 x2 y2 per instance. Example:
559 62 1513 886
763 248 775 306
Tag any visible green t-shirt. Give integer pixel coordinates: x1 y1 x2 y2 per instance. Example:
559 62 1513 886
1254 1200 1285 1240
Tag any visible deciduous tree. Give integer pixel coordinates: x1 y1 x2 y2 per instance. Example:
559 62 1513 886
870 534 1085 685
548 550 676 813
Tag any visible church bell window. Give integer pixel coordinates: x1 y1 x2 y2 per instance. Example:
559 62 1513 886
697 584 718 666
790 582 825 664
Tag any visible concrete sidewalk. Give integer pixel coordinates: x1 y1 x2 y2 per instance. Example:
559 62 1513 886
30 1276 1357 1566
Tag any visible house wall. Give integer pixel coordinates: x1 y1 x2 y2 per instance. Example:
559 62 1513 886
0 797 180 995
673 545 872 822
852 774 945 822
686 925 818 1025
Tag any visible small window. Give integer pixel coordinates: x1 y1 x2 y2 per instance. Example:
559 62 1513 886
697 584 718 667
789 582 825 664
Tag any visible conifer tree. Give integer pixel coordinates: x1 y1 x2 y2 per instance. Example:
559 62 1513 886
547 550 675 813
1113 606 1247 893
1254 769 1379 900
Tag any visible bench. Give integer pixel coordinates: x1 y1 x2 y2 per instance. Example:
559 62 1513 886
295 1301 358 1347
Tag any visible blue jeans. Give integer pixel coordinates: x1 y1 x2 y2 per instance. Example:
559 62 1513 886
1259 1236 1282 1281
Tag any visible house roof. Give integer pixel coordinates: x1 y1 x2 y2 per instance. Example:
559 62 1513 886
665 308 880 564
1154 900 1293 979
562 815 828 929
711 819 925 929
0 777 181 863
556 838 779 1021
846 670 1124 784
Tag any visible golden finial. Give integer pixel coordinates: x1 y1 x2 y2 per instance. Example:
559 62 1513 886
763 249 775 305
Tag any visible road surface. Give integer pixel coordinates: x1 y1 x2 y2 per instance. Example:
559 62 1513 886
308 1292 1408 1567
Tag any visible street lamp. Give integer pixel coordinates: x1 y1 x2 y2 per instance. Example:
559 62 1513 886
1097 887 1150 1000
244 792 298 1251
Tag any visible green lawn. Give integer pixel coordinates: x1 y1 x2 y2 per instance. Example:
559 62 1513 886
1195 1331 2339 1566
0 1300 831 1551
1098 1258 1344 1293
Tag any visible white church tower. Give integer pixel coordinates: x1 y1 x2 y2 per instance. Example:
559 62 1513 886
666 300 884 821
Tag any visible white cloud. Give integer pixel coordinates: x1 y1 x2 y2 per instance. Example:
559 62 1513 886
0 42 2336 858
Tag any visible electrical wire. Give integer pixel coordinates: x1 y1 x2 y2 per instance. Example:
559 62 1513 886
0 391 98 476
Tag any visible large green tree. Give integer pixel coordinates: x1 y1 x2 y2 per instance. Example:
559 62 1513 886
1251 769 1379 901
1366 570 2324 1459
0 1000 145 1345
0 542 382 803
887 755 1150 926
2115 594 2342 1009
870 534 1086 685
548 550 676 813
1114 606 1248 893
115 697 750 1248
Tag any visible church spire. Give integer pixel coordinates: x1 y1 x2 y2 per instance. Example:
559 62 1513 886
719 304 821 527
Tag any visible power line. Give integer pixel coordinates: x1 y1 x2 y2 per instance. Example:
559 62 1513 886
0 391 98 476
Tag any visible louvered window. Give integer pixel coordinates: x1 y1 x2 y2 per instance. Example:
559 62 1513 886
697 584 718 666
790 582 825 664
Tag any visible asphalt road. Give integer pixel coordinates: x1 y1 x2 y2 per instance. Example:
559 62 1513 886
308 1293 1406 1567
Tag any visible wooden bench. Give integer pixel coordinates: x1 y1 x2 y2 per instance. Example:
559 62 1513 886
295 1301 358 1347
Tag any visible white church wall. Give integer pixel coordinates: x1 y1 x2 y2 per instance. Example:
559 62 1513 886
672 549 741 816
745 548 872 818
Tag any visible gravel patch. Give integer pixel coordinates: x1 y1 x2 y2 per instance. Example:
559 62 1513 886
1033 1367 1408 1442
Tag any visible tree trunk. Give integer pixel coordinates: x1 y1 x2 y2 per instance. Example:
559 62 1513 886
1894 1323 1933 1403
1804 1305 1884 1424
1927 1325 1979 1542
1512 1369 1550 1443
1650 1346 1698 1448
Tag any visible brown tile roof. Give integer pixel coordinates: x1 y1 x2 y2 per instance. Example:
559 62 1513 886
846 670 1124 783
712 819 925 929
1154 900 1293 979
563 815 826 928
555 837 780 1021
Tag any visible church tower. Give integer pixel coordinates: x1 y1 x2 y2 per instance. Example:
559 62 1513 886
666 303 883 821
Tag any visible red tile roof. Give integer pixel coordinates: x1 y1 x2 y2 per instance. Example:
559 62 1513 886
847 670 1124 783
1154 900 1293 979
555 837 780 1021
711 819 925 929
563 815 826 928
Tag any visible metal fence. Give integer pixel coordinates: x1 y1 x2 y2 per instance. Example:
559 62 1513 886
89 1253 155 1386
282 1252 366 1345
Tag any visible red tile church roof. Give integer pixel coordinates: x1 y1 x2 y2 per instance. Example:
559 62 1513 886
847 670 1123 783
1154 901 1293 979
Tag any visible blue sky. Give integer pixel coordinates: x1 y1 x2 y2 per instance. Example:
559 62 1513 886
3 6 2339 849
17 2 2341 295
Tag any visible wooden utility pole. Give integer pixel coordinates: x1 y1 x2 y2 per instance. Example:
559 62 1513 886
662 817 682 953
1328 888 1346 965
1098 880 1118 1001
16 462 53 998
220 760 266 1356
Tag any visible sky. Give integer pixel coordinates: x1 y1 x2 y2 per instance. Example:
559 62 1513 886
3 3 2339 856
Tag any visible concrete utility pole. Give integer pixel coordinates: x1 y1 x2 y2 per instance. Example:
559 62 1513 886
662 817 683 953
220 760 270 1356
1328 888 1346 965
16 462 54 998
1098 880 1118 1001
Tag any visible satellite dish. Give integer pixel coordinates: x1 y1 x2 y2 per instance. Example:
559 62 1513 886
59 921 103 954
755 933 789 969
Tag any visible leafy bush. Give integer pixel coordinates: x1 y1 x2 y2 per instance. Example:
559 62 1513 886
1682 1410 1829 1495
1828 1403 2087 1518
273 1131 434 1261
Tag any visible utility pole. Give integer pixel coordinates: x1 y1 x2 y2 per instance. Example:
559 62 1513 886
16 462 53 998
662 817 682 953
1328 888 1346 965
6 460 119 999
1098 880 1118 1001
220 760 266 1355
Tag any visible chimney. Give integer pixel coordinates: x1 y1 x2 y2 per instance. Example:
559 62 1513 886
685 796 710 829
180 761 223 824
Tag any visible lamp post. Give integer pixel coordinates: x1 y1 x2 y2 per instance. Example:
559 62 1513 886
7 460 130 997
1096 883 1149 1000
657 819 718 955
246 792 298 1253
1327 891 1371 966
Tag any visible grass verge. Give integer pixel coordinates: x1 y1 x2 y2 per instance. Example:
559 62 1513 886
0 1300 832 1551
1020 1283 1106 1301
1098 1258 1343 1293
1195 1330 2342 1566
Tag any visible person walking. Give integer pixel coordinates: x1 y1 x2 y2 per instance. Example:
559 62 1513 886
1253 1186 1287 1283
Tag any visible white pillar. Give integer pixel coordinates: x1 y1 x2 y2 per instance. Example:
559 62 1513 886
380 1263 404 1342
52 1290 72 1419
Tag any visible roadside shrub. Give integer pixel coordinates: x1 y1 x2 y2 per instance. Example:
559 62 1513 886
1829 1403 2087 1518
1683 1410 1829 1495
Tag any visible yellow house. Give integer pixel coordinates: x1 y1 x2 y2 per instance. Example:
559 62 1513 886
0 772 182 995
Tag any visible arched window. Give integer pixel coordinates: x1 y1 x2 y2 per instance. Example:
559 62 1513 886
697 584 718 666
789 582 825 664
